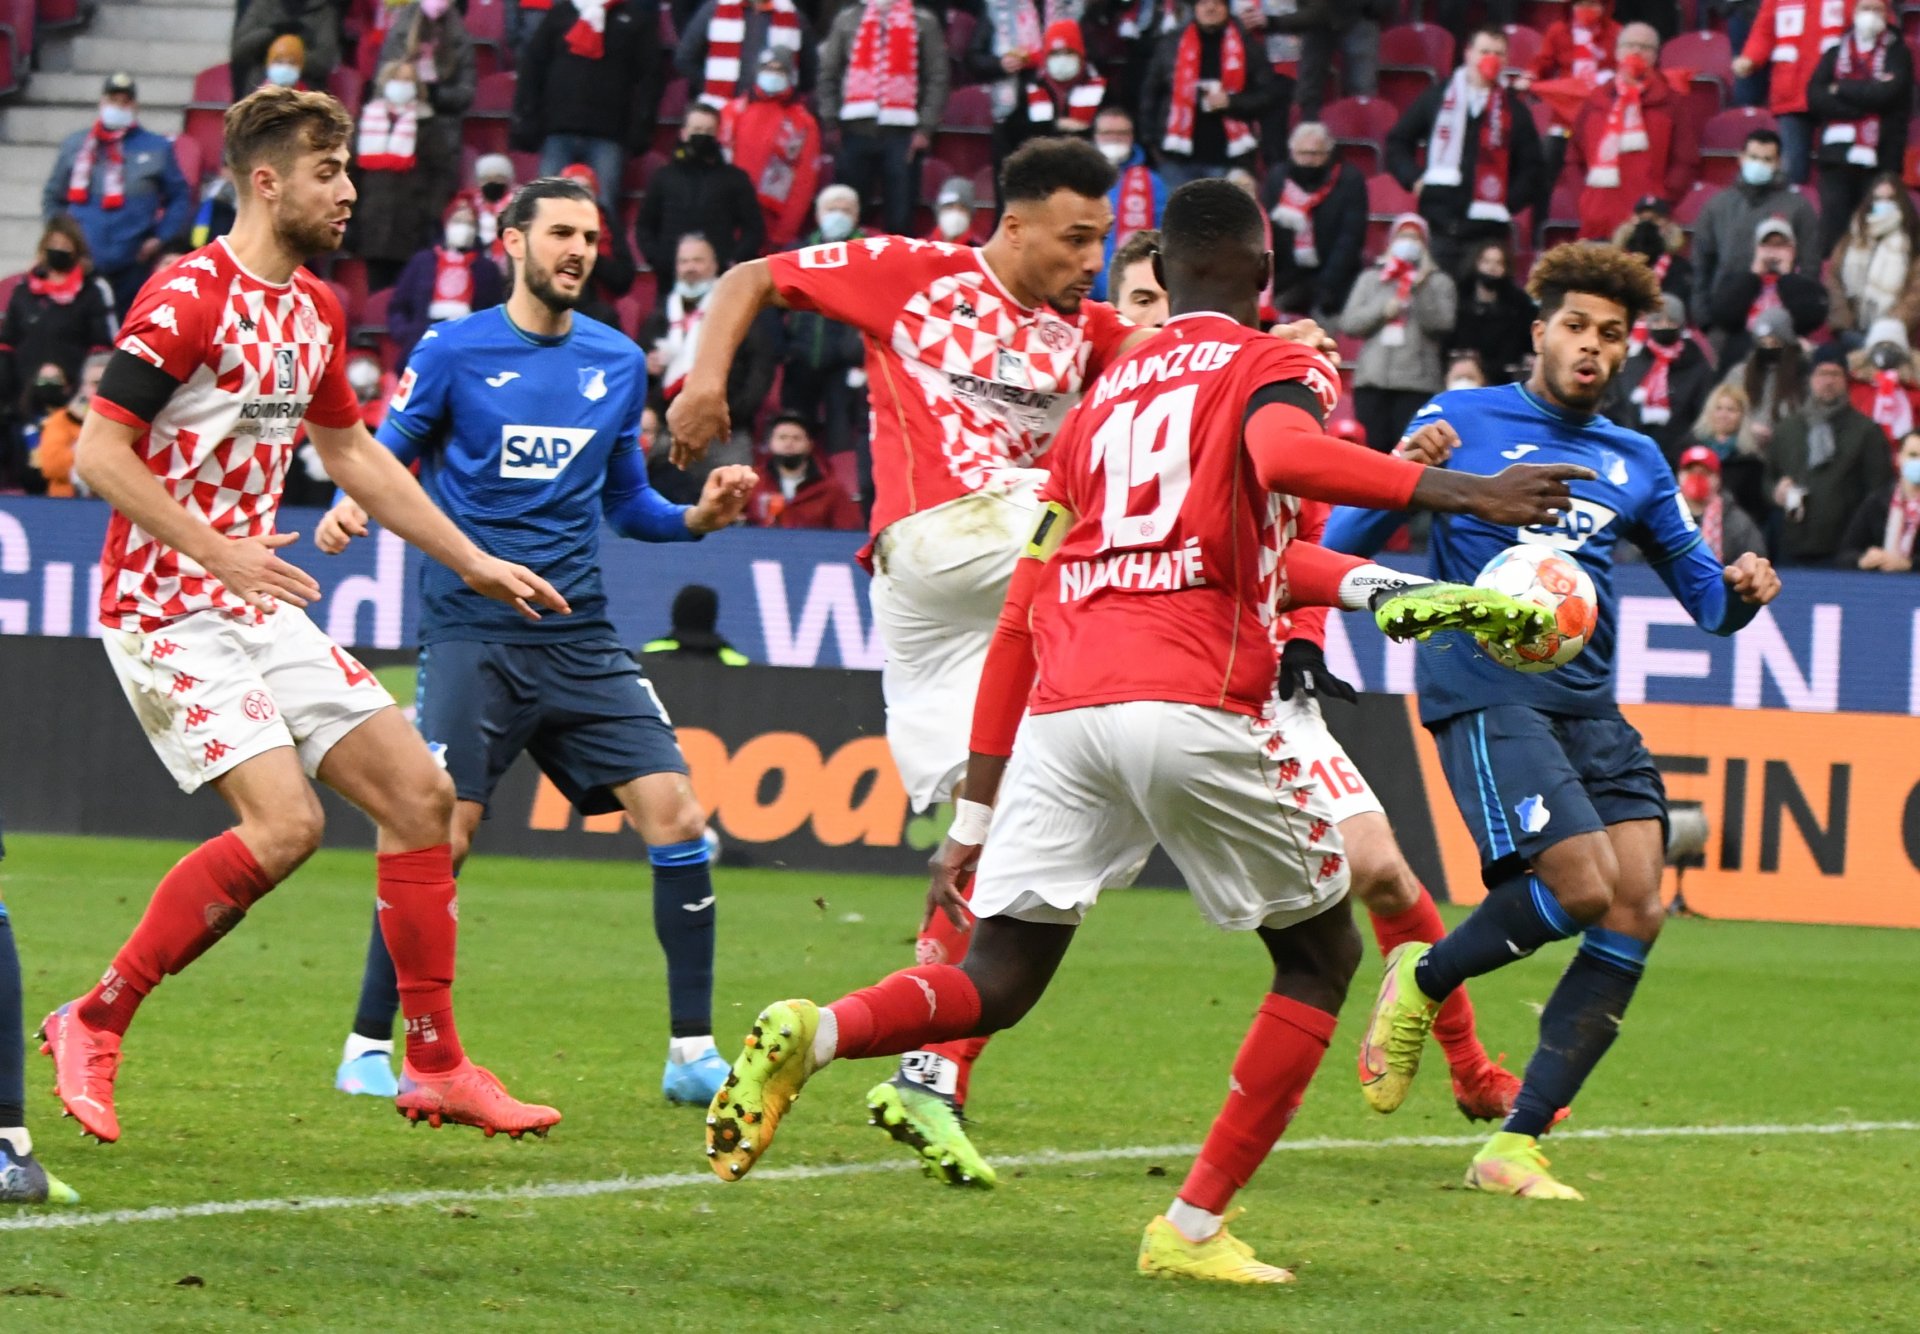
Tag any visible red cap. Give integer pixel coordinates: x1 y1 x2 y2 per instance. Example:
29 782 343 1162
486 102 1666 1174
560 161 600 195
1043 19 1085 55
1677 445 1721 473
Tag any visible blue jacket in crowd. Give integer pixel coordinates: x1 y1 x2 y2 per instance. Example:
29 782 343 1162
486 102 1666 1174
41 124 193 276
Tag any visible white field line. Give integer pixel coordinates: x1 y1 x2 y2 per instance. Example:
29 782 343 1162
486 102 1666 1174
3 1119 1914 1233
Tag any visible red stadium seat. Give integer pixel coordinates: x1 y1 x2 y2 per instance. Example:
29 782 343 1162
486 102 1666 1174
330 257 370 325
170 134 203 190
1319 95 1399 176
182 108 228 185
0 271 25 311
1378 23 1455 109
1700 105 1776 185
1501 23 1543 76
1365 173 1418 253
826 448 861 500
614 286 647 337
327 66 365 110
189 63 233 106
1672 179 1715 229
464 70 517 156
1518 0 1568 31
36 0 82 30
942 84 995 132
1541 178 1582 249
1661 29 1733 90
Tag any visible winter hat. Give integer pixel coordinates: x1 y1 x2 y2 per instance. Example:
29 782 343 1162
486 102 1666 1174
1866 317 1909 354
1754 214 1794 245
1811 341 1849 370
936 177 977 213
1749 304 1792 342
1044 19 1086 55
1655 293 1685 325
1390 213 1430 243
560 161 600 197
474 153 514 185
1677 444 1720 473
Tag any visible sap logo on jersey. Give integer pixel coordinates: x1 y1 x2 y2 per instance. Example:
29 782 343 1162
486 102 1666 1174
501 425 595 479
1518 497 1618 551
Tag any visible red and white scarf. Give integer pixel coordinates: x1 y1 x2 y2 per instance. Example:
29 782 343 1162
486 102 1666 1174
26 264 86 305
1884 485 1920 557
1698 491 1724 559
1822 34 1889 166
1872 368 1914 440
842 0 922 127
659 289 708 399
428 248 477 322
565 0 622 61
1769 0 1847 62
1027 69 1105 124
1114 163 1156 247
356 99 418 171
1747 273 1783 328
1568 16 1607 83
1585 70 1648 188
1631 337 1683 424
1276 172 1337 266
1379 251 1419 342
69 122 128 210
1162 21 1256 158
700 0 803 108
1422 67 1511 222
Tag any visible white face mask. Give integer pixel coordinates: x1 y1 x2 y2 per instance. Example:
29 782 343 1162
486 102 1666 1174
818 210 855 241
1045 53 1081 82
1446 377 1482 391
347 366 382 398
1097 140 1131 166
1855 11 1886 41
444 221 476 250
756 69 791 97
1871 198 1901 225
266 63 300 87
97 102 134 131
937 208 970 239
384 81 417 106
1740 156 1775 186
675 277 715 302
1389 236 1424 264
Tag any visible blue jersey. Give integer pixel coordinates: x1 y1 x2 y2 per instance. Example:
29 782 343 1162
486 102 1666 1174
376 307 694 645
1324 383 1760 725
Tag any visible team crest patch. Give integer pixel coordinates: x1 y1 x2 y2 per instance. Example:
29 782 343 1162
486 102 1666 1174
1600 450 1629 485
578 367 608 401
297 301 319 339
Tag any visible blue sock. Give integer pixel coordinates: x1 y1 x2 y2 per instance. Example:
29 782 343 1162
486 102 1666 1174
651 839 715 1040
351 906 400 1043
1415 873 1581 1002
0 903 25 1128
1503 929 1649 1138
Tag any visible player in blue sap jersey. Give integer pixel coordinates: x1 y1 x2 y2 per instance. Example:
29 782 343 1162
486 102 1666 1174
0 818 79 1206
314 179 756 1108
1325 244 1781 1200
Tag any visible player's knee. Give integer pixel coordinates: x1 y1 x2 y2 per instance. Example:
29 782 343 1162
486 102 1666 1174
388 770 456 848
657 800 708 848
243 797 325 879
1346 842 1418 916
1535 834 1620 927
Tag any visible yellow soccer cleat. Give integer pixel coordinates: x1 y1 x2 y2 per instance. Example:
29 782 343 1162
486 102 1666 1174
865 1080 997 1187
705 999 820 1181
1464 1131 1586 1200
1357 941 1440 1113
1138 1211 1297 1285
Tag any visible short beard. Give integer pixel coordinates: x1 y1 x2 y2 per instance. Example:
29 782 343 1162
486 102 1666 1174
522 256 582 314
1048 288 1083 315
1550 361 1608 410
276 202 342 258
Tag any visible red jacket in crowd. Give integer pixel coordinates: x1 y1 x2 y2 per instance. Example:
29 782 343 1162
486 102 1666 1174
1564 69 1700 239
746 461 864 530
1740 0 1848 115
721 90 822 252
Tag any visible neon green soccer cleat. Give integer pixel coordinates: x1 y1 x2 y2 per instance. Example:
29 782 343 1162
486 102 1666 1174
865 1080 996 1187
1357 941 1439 1114
1370 582 1553 645
1138 1211 1296 1285
1464 1131 1586 1200
706 999 820 1181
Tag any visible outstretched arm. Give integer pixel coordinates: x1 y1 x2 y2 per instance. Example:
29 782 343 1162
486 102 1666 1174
664 260 787 467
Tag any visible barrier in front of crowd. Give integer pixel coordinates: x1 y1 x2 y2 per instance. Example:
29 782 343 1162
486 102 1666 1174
4 495 1918 925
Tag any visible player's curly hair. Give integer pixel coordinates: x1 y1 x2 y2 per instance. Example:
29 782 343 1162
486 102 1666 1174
1001 137 1117 205
1526 242 1662 324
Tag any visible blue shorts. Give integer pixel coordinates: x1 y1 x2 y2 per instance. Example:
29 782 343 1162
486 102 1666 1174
416 638 686 817
1430 704 1666 888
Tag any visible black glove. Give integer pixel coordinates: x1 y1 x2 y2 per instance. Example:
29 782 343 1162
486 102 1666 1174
1276 638 1358 704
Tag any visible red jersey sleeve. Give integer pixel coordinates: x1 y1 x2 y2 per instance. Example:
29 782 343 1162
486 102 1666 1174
303 282 362 431
1077 300 1137 377
1282 500 1332 648
766 238 942 339
96 268 220 424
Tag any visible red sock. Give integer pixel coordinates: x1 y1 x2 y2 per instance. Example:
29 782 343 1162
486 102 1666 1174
827 965 982 1061
1370 888 1486 1072
1177 994 1337 1214
78 831 273 1036
911 885 990 1103
377 845 465 1074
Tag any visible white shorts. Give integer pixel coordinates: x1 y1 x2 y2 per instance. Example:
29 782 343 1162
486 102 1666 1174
970 700 1352 931
869 471 1043 811
103 607 394 794
1267 693 1387 825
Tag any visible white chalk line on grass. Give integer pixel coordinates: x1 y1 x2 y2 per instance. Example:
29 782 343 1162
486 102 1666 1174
3 1119 1914 1233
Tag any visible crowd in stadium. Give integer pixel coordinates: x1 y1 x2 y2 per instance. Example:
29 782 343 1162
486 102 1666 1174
6 0 1920 568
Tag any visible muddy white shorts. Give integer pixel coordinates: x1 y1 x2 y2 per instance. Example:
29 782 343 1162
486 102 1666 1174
103 607 393 794
868 471 1044 811
1268 693 1387 825
969 699 1352 931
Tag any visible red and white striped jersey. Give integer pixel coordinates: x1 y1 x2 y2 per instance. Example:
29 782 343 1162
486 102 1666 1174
1028 312 1342 718
93 239 361 631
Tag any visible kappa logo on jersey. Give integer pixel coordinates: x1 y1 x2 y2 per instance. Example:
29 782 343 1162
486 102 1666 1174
184 255 218 275
578 367 608 402
151 303 180 335
391 366 416 411
501 424 595 479
162 275 199 298
1518 496 1619 551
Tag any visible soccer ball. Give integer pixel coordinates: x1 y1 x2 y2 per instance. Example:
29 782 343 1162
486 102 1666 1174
1471 545 1599 673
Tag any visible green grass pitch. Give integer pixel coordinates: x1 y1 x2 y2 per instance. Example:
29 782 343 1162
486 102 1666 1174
1 833 1916 1331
